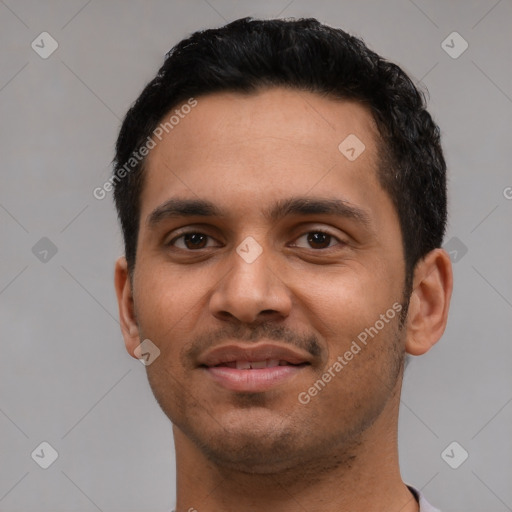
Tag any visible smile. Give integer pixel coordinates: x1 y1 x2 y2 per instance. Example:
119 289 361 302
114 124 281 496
198 342 313 392
215 359 299 369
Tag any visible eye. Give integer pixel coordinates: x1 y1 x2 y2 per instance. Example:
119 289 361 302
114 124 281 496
168 232 219 250
291 231 345 250
167 229 346 252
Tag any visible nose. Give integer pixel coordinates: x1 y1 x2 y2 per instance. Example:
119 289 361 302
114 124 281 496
209 239 292 325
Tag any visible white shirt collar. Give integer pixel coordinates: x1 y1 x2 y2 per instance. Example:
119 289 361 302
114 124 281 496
407 484 442 512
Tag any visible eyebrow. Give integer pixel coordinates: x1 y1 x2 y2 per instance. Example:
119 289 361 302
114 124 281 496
146 196 372 229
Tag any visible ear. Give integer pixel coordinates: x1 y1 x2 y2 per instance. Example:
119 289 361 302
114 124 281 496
114 257 140 359
405 248 453 356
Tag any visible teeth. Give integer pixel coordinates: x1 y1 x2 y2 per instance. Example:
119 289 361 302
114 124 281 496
232 359 286 369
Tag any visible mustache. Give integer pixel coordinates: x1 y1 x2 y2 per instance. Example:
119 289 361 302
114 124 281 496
181 323 323 365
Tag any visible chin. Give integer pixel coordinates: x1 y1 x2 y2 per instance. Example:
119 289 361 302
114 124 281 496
186 412 359 478
185 408 306 473
201 436 299 474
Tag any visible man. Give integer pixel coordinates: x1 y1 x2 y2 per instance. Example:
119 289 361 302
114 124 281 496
112 17 452 512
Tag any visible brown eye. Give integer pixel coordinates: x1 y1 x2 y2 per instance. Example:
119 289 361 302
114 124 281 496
307 232 332 249
293 231 344 250
170 232 214 250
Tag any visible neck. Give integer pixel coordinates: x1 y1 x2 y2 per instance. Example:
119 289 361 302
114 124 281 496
172 384 418 512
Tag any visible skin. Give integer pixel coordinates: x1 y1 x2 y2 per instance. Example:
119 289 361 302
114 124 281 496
114 87 453 512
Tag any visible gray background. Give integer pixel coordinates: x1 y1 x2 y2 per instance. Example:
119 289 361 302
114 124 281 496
1 0 511 511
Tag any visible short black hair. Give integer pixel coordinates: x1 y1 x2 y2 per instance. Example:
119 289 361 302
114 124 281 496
113 16 447 290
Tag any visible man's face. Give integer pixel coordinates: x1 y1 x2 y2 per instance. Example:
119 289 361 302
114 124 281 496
128 88 408 473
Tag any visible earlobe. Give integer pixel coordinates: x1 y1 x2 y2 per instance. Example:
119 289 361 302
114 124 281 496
114 257 140 359
405 248 453 356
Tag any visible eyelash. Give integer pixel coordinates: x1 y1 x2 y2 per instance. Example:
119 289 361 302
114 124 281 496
167 230 346 251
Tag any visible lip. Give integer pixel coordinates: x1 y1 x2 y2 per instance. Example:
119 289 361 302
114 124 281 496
198 342 312 392
198 342 312 367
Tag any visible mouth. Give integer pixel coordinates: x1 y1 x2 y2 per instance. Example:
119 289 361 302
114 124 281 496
198 343 312 392
212 359 307 369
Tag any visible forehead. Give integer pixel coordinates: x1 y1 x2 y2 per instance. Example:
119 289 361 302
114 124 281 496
153 87 379 159
139 87 386 223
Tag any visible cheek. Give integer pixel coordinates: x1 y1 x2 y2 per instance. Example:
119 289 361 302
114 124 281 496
135 269 202 420
134 265 202 352
301 303 403 432
298 264 398 339
297 265 404 392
